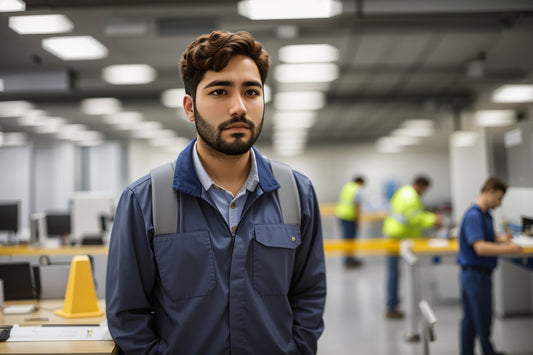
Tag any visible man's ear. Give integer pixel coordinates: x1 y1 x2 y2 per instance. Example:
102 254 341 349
183 94 195 122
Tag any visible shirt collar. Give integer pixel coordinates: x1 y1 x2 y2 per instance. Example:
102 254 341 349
192 142 259 193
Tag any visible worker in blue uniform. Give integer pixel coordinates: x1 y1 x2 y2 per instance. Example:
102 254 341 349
457 177 522 355
105 30 326 354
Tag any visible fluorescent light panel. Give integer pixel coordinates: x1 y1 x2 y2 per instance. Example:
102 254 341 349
492 84 533 103
238 0 342 20
9 14 73 34
275 63 339 83
475 110 515 127
274 91 325 111
81 97 121 115
0 100 33 117
161 88 186 108
451 131 479 147
42 36 108 60
279 44 339 63
273 111 316 128
103 64 156 85
0 0 25 12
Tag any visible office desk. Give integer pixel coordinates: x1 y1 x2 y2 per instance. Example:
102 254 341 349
0 245 108 256
400 238 533 342
0 300 116 354
0 245 109 299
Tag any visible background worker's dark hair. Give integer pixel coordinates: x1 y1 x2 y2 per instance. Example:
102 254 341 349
179 30 270 99
354 176 365 184
413 175 431 187
481 176 507 194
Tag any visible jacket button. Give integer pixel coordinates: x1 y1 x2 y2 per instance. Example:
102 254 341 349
291 236 296 242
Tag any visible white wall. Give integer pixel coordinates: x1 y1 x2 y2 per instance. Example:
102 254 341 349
0 145 32 238
259 142 451 209
33 142 76 213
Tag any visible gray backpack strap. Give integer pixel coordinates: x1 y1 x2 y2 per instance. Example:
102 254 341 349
268 159 301 226
150 162 177 236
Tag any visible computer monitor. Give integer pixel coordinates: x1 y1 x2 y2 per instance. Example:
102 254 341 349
0 202 19 234
0 262 36 300
45 212 71 238
522 216 533 235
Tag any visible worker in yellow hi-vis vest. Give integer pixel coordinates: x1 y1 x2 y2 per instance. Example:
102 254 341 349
383 175 443 319
335 176 365 268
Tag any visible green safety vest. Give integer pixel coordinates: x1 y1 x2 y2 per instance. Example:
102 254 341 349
335 182 361 221
382 184 436 239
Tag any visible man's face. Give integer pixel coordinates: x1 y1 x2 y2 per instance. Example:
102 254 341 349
184 55 264 156
487 189 505 209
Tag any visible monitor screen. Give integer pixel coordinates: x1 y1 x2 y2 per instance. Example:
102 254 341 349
45 213 71 237
0 262 36 300
0 202 18 234
522 216 533 235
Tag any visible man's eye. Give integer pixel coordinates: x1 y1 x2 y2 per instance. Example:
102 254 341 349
211 89 226 95
245 89 261 96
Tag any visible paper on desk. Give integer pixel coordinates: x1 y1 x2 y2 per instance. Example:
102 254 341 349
427 238 449 248
7 321 113 342
512 235 533 247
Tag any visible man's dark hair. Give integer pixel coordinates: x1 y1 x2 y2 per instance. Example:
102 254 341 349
354 176 365 184
481 176 507 194
413 175 431 187
179 30 270 99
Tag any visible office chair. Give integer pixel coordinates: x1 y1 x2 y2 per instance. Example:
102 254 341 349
419 299 437 355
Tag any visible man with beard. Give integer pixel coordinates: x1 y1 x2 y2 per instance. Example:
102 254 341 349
105 30 326 355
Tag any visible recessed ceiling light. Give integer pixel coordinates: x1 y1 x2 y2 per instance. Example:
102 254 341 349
376 137 404 153
0 0 25 12
102 64 156 85
42 36 108 60
451 131 479 147
475 110 516 127
492 84 533 103
238 0 342 20
9 14 73 34
279 44 339 63
274 91 325 111
273 111 316 128
161 88 186 108
275 63 339 83
81 97 121 115
104 111 143 128
0 100 33 117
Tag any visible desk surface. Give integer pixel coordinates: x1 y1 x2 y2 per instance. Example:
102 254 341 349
323 237 533 256
0 300 116 354
0 245 109 256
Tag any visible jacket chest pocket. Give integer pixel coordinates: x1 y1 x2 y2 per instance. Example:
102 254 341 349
253 225 301 296
153 231 216 300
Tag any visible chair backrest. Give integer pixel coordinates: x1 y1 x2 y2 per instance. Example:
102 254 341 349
419 299 437 355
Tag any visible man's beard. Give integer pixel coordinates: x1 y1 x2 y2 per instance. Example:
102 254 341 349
194 104 263 156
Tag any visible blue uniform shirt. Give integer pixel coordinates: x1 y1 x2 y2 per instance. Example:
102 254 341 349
457 203 497 269
105 139 326 355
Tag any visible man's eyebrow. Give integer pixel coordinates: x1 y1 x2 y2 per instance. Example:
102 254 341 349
203 80 263 89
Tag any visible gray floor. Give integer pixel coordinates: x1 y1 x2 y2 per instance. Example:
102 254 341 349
317 219 533 355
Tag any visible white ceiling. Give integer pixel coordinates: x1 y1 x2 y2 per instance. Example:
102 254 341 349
1 0 533 152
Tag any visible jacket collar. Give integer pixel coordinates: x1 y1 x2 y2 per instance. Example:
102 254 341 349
173 138 280 197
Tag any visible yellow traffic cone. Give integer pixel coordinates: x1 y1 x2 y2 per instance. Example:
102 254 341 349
54 255 104 318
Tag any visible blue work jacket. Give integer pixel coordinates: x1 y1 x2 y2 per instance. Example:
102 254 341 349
105 140 327 355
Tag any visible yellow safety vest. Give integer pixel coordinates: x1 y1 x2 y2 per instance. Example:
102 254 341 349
382 184 436 239
335 182 360 221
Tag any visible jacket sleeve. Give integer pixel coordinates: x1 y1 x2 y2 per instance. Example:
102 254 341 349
289 174 327 354
403 195 436 229
105 185 160 354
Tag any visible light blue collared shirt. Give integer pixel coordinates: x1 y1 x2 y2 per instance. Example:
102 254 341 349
192 142 260 235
